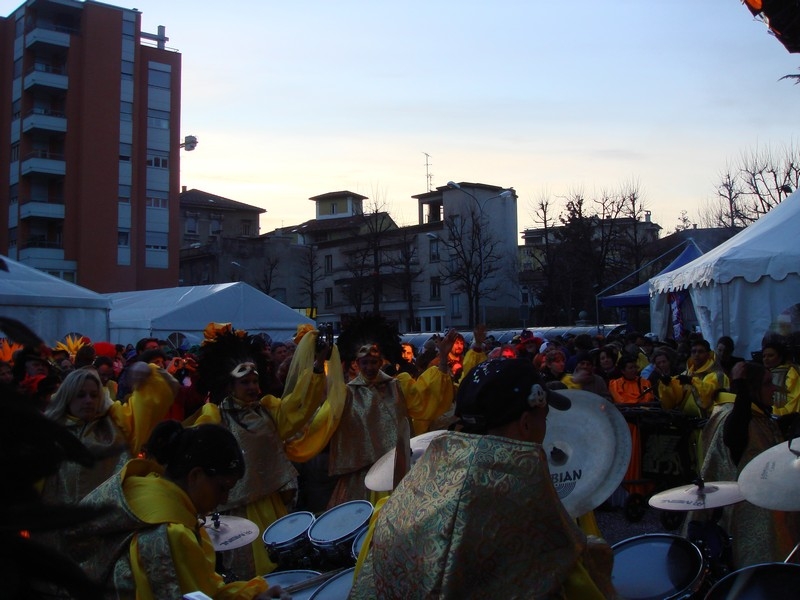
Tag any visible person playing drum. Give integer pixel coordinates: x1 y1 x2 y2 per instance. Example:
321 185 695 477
349 358 615 599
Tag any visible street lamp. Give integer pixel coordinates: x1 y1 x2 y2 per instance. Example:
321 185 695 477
180 134 198 151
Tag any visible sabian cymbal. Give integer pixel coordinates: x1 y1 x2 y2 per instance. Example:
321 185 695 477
543 389 631 517
738 439 800 511
648 481 744 511
365 430 447 492
203 515 260 551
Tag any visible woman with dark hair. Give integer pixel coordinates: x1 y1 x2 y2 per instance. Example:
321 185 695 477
761 339 800 417
76 422 288 599
594 345 621 384
698 361 800 569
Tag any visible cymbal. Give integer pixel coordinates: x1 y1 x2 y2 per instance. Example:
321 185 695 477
365 430 447 492
738 439 800 511
543 389 631 517
203 515 260 551
649 481 744 511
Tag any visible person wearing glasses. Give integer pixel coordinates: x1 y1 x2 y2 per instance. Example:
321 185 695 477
189 323 329 580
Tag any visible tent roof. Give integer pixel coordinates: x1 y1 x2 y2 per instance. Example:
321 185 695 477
600 243 703 308
107 282 313 338
651 195 800 293
0 254 110 309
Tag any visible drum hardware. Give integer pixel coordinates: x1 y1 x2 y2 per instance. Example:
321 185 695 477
785 541 800 564
704 562 800 599
261 511 316 571
648 479 744 511
201 513 260 551
543 389 632 517
365 430 447 492
738 438 800 511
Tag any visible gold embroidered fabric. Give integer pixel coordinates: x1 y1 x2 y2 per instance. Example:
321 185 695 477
350 432 612 599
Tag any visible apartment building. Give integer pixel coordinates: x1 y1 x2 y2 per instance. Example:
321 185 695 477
0 0 181 292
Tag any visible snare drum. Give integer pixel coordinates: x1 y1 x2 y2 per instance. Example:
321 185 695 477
704 562 800 599
351 527 369 562
308 567 355 599
611 533 706 599
308 500 373 571
263 569 321 600
261 511 315 571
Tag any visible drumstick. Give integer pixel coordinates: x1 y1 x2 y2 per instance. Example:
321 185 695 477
280 567 348 594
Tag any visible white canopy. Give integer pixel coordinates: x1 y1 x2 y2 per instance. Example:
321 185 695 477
107 282 314 347
0 254 110 344
649 195 800 355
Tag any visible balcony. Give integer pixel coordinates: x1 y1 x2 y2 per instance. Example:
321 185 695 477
24 64 68 91
19 238 65 262
21 150 66 176
25 26 72 49
22 108 67 133
19 196 65 220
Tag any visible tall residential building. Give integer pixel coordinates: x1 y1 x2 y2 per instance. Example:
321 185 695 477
0 0 181 292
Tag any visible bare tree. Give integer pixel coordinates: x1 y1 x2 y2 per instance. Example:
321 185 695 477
705 143 800 227
383 229 424 331
298 245 323 316
256 255 280 296
437 201 505 328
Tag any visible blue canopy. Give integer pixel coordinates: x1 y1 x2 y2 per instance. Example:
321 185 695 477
599 243 703 308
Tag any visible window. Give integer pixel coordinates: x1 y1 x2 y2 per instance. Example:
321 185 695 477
119 143 132 162
210 213 222 234
12 58 22 79
451 293 461 318
146 151 169 169
11 99 20 119
148 69 171 89
122 20 135 36
145 231 168 250
430 277 441 300
10 143 19 162
147 109 170 129
185 215 198 235
325 287 333 307
121 60 134 81
120 101 133 122
145 196 168 208
118 230 130 247
429 238 440 262
330 203 337 215
241 221 252 236
8 227 17 248
324 254 333 274
9 184 18 204
119 184 131 203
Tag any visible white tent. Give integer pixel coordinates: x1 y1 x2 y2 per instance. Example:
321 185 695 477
106 282 314 347
0 254 110 344
649 195 800 355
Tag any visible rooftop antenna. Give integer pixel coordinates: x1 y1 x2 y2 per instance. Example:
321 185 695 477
423 152 433 192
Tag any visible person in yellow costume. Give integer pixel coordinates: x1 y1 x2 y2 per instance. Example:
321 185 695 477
187 323 329 580
761 339 800 417
285 323 459 508
41 362 177 506
74 421 289 600
349 358 615 599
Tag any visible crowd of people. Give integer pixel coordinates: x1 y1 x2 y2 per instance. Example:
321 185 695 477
3 317 800 598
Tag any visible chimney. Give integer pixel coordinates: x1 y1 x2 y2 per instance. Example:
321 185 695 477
181 185 187 193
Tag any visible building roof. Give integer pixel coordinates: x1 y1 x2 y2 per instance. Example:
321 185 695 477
291 211 394 234
180 188 266 214
308 190 368 202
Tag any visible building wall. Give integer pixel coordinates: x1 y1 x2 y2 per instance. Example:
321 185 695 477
0 0 181 292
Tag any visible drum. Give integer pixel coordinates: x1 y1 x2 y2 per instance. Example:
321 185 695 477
263 569 321 600
308 567 355 599
308 500 373 571
704 562 800 599
261 511 316 571
351 527 369 562
611 533 706 599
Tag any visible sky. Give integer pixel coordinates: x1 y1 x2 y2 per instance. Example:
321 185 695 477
7 1 800 236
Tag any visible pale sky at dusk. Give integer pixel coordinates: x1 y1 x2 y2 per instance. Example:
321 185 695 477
6 1 799 236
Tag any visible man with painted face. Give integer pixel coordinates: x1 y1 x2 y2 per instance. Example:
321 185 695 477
349 358 614 599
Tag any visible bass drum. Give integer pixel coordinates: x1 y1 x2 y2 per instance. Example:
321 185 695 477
611 533 706 599
704 562 800 599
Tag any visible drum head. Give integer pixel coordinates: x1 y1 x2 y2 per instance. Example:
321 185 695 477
264 569 321 600
611 534 705 600
706 562 800 599
308 501 373 545
351 527 369 561
308 567 355 600
262 511 315 546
